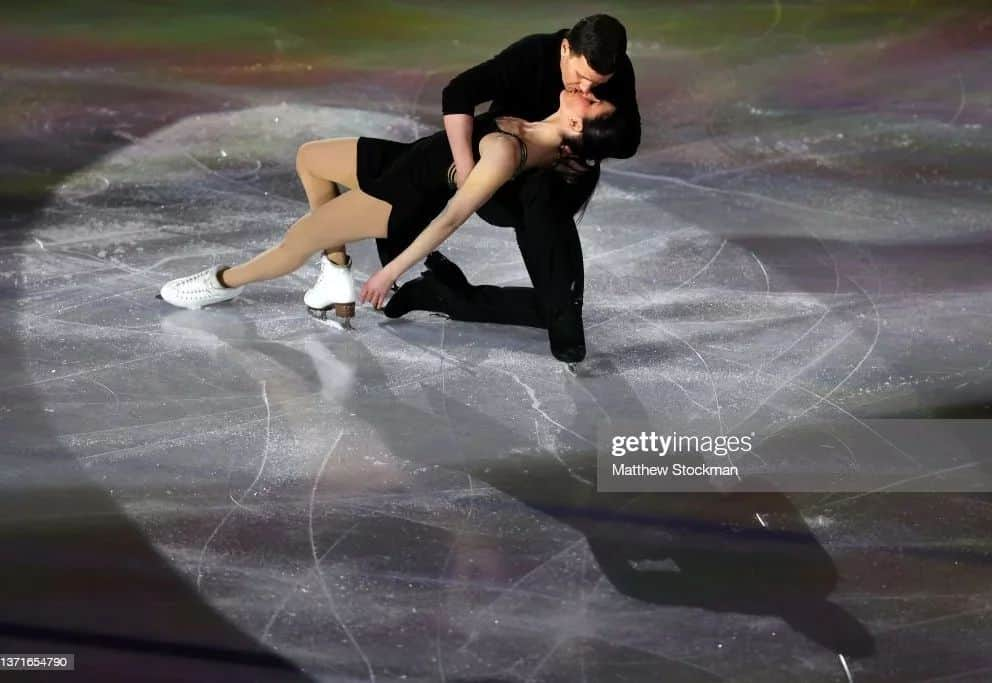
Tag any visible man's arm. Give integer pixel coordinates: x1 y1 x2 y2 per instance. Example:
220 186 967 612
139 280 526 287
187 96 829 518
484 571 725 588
441 34 544 186
443 114 476 189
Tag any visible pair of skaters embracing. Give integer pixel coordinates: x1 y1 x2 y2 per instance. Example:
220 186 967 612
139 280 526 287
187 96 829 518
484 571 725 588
160 14 641 364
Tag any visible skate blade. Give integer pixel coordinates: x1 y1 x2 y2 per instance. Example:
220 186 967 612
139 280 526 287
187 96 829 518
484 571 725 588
307 307 353 330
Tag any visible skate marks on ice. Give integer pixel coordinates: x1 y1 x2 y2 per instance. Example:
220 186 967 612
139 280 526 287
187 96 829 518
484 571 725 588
5 102 992 680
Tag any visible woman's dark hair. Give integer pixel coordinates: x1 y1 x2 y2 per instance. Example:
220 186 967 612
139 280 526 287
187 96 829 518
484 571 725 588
558 107 634 221
566 14 627 76
566 108 633 162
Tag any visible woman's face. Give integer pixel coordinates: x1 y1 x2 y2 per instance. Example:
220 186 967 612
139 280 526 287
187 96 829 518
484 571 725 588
560 88 616 130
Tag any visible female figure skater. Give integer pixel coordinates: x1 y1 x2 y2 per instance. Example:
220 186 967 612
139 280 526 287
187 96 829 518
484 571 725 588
159 90 621 322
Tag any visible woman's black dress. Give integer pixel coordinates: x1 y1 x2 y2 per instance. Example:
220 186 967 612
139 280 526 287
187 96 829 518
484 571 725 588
355 112 527 266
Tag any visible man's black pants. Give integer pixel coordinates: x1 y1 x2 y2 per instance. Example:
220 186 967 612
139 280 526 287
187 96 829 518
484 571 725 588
378 166 597 329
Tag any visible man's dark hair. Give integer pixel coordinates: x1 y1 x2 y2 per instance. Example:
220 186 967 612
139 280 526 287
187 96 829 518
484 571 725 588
566 14 627 75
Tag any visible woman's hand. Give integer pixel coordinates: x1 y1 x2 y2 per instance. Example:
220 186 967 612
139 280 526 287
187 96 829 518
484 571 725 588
359 267 397 310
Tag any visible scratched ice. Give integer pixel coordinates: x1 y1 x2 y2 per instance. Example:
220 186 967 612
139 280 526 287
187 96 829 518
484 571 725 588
4 83 992 682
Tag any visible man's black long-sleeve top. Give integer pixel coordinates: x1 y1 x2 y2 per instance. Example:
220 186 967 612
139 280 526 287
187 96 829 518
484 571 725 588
442 29 640 159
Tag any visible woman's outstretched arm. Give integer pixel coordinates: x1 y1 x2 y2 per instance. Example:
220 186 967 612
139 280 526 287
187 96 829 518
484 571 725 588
359 135 519 308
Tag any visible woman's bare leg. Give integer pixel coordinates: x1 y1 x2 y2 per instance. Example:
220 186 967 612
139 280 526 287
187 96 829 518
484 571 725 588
295 138 360 265
221 190 391 288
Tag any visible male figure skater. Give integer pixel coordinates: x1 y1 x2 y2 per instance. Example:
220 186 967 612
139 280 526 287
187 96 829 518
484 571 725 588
390 14 641 363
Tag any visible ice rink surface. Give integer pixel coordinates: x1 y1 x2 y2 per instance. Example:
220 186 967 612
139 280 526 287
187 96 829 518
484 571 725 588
3 10 992 681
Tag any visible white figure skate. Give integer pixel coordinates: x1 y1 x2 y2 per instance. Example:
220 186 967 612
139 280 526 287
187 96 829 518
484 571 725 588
304 252 356 324
159 265 243 310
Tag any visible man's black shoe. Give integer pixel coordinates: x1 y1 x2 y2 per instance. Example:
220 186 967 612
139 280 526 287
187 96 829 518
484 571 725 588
383 270 452 319
425 251 472 292
548 300 586 363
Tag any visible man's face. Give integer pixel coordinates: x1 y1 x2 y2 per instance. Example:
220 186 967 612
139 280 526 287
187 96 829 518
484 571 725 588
559 38 613 97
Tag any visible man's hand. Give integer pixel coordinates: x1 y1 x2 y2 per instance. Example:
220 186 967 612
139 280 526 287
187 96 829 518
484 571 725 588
444 114 476 190
454 161 475 189
359 267 397 310
554 144 596 183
